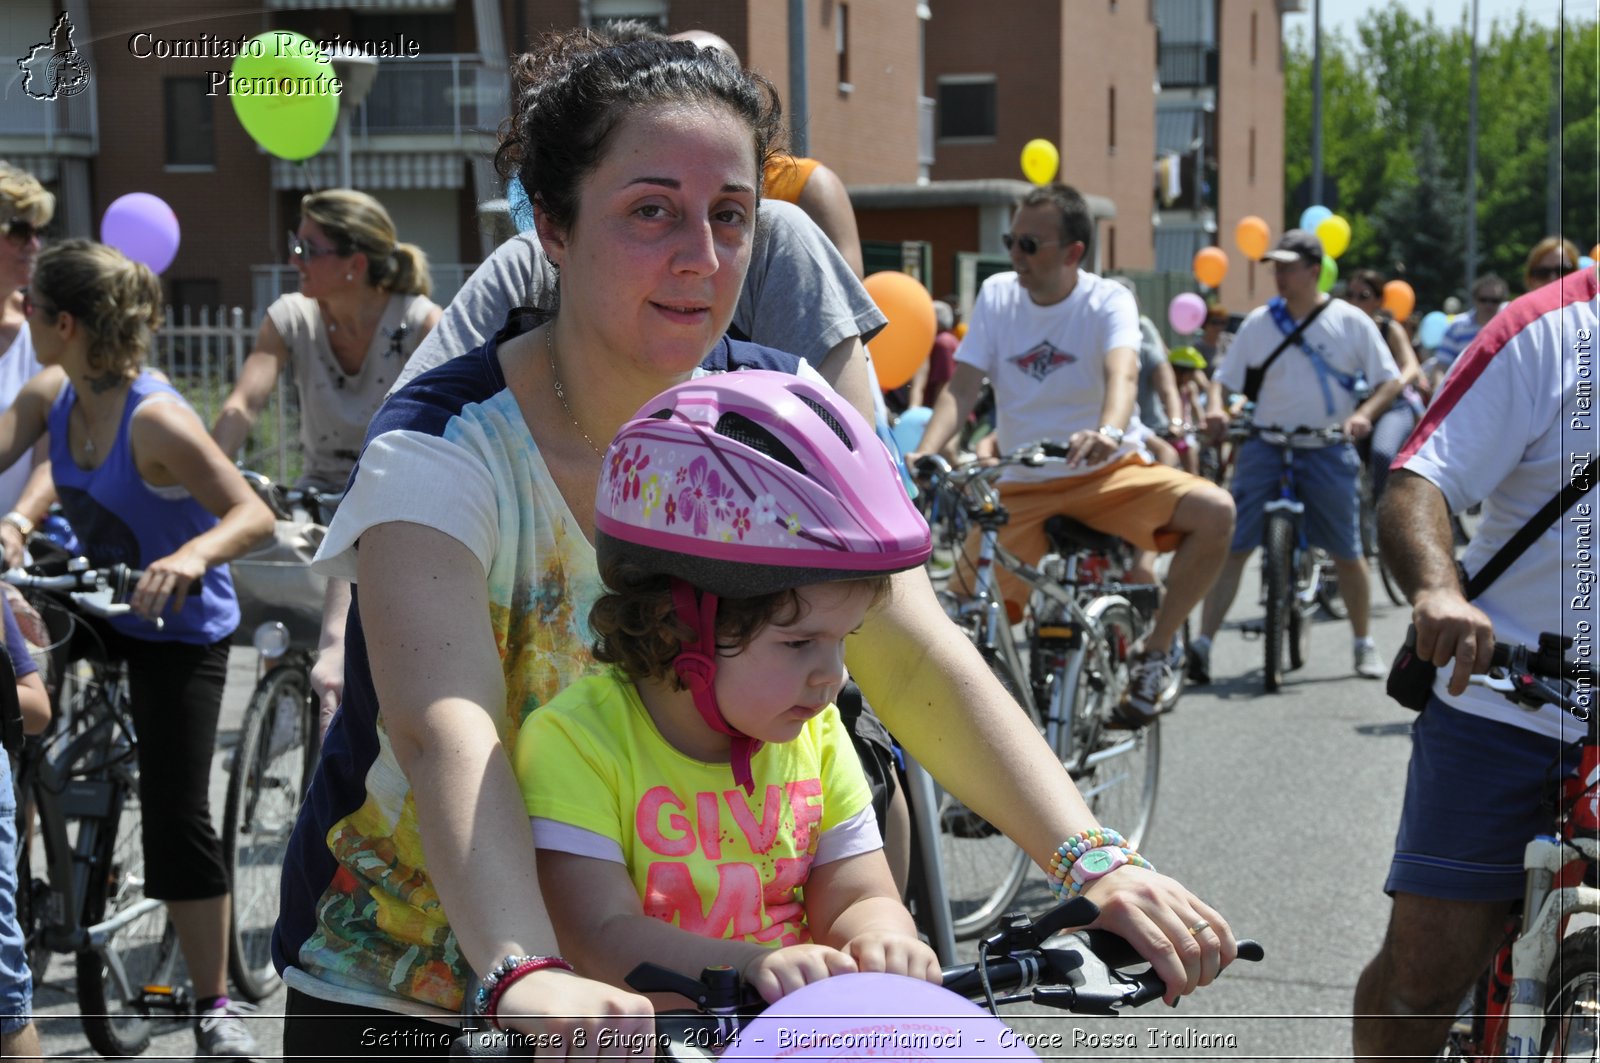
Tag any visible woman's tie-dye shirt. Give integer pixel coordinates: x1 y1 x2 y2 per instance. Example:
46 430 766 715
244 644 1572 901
272 310 815 1015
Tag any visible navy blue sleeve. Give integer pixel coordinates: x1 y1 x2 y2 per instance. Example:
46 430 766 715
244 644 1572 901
1 594 39 681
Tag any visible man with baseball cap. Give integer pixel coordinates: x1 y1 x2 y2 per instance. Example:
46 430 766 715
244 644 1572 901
1192 230 1404 684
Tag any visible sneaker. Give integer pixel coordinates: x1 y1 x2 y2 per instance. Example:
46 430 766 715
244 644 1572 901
1187 637 1212 685
1124 649 1176 720
196 1000 259 1058
1354 642 1386 679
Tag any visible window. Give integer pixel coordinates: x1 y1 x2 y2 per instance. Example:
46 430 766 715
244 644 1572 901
1108 86 1117 153
169 279 219 316
1106 225 1116 272
350 12 453 52
1251 12 1258 64
165 78 213 168
588 0 668 31
937 76 996 140
1249 126 1257 183
836 3 851 89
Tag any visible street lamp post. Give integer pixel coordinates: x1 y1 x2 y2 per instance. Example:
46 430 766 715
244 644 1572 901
1311 0 1323 207
1466 0 1479 294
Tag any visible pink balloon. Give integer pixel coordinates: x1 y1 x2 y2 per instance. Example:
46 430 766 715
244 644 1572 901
718 973 1040 1060
101 193 181 274
1168 292 1208 335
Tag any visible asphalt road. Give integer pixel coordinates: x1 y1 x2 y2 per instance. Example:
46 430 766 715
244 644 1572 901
26 561 1422 1060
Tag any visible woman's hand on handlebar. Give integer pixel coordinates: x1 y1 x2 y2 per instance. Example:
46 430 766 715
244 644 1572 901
841 930 942 986
1342 411 1374 441
132 547 206 619
0 523 24 570
742 943 857 1003
1081 865 1237 1006
494 967 654 1061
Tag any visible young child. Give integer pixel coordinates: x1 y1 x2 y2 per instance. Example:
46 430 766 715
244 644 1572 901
514 372 941 1005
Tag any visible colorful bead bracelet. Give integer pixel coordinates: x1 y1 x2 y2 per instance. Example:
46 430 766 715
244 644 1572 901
474 954 574 1030
1045 828 1154 900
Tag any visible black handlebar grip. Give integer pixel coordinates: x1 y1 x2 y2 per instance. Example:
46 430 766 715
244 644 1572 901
1039 441 1073 458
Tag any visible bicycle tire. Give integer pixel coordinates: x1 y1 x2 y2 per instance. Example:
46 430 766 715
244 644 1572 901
1541 926 1600 1059
224 661 319 1001
934 645 1033 939
76 730 183 1058
1072 598 1159 848
1263 514 1294 693
1288 547 1317 671
13 776 57 987
1377 547 1407 606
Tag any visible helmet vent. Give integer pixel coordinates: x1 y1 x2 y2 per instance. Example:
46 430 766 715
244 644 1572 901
797 396 854 450
715 412 807 475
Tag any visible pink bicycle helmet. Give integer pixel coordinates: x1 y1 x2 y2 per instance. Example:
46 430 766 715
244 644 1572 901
594 371 930 793
594 370 931 598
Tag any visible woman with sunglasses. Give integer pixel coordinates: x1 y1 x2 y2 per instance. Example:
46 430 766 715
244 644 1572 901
1344 268 1427 503
0 164 55 542
212 189 441 496
10 239 275 1057
1523 235 1580 294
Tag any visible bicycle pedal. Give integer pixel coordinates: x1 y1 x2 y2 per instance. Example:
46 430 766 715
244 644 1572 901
1239 622 1263 639
136 983 193 1014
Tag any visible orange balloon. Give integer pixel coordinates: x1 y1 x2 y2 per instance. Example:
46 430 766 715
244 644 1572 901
1193 247 1228 289
1591 243 1600 264
1234 216 1271 260
954 321 968 340
1382 280 1416 321
863 271 937 391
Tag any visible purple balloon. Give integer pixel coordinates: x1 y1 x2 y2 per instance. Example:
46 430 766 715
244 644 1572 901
1168 292 1208 335
719 973 1040 1060
101 193 181 274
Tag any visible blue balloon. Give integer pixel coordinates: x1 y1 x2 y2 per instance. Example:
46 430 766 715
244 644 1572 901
1583 256 1596 271
891 406 933 459
1418 310 1450 349
1299 205 1332 232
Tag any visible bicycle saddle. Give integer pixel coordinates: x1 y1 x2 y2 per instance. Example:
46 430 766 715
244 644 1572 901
1043 515 1123 556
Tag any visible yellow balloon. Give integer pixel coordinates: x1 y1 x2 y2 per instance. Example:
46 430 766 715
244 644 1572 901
1020 139 1060 186
1316 214 1352 260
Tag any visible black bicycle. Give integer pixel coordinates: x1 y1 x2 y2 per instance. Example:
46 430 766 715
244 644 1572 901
449 897 1264 1060
222 470 337 1000
7 561 188 1057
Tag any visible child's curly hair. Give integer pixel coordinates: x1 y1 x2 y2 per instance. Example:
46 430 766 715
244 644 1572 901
590 557 890 686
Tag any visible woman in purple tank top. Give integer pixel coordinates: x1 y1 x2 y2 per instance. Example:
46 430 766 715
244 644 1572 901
7 240 274 1057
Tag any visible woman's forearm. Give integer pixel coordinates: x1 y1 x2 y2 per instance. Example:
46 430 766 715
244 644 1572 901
181 499 274 569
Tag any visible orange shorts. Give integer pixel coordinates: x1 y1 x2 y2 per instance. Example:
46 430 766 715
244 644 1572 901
957 454 1203 610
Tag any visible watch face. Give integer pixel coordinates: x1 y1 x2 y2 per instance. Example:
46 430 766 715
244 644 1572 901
1080 848 1118 874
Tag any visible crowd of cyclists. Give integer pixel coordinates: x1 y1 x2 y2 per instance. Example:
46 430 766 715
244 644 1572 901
0 19 1593 1063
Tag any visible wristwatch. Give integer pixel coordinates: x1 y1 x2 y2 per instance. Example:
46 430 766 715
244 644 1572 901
1069 845 1131 888
1097 424 1126 445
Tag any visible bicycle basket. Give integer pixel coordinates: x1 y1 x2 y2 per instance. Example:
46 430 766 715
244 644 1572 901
230 519 329 648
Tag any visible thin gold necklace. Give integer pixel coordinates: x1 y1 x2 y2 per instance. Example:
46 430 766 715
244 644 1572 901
546 326 605 457
71 402 100 458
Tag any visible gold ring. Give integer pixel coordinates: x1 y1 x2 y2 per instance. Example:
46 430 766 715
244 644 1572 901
1188 919 1211 935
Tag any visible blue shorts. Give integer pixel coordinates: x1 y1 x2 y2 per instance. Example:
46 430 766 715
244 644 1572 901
0 750 33 1034
1228 437 1363 560
1385 699 1582 902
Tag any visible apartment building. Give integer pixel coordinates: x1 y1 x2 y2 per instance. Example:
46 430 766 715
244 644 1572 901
2 0 1295 317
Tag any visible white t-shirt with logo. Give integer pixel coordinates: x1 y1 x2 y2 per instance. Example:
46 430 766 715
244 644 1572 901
956 270 1146 483
0 325 44 512
1214 297 1398 431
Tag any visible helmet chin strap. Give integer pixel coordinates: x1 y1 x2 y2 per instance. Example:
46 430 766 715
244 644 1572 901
670 578 762 794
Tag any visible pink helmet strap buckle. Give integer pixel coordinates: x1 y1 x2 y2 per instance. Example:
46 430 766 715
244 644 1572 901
669 579 761 793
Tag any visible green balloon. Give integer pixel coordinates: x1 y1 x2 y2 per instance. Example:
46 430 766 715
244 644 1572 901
229 32 339 161
1319 253 1338 294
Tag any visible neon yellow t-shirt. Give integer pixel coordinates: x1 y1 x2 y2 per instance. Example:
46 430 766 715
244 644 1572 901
516 671 875 947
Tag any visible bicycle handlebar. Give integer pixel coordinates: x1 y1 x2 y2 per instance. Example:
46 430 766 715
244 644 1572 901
3 562 163 631
238 468 343 523
448 899 1265 1059
1461 631 1592 713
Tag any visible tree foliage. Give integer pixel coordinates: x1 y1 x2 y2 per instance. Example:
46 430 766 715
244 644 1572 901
1284 4 1598 310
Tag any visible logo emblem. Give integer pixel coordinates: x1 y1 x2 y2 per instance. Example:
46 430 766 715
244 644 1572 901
17 12 92 101
1010 341 1076 381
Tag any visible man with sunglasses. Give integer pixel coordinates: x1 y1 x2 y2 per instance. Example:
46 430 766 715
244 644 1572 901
908 183 1236 722
1196 229 1403 683
1430 274 1507 387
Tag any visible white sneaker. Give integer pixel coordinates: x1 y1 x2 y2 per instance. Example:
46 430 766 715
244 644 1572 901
1123 649 1176 721
1355 642 1386 680
196 1000 259 1058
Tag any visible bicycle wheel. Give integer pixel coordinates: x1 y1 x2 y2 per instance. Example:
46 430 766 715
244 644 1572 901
77 739 183 1058
1288 549 1318 671
1072 598 1159 848
1262 513 1295 693
13 775 57 987
1542 926 1600 1060
933 645 1034 939
224 661 318 1001
1377 547 1407 606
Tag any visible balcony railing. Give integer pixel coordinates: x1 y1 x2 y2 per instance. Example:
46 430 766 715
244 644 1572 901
350 55 507 143
0 78 96 150
1158 43 1218 89
252 264 477 312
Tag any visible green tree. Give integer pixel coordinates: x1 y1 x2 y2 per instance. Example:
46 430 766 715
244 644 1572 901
1285 4 1598 306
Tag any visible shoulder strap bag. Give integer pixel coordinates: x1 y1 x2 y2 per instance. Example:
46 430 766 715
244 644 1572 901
1241 297 1333 404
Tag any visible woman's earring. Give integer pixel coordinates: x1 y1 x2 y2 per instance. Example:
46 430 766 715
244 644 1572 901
345 272 354 281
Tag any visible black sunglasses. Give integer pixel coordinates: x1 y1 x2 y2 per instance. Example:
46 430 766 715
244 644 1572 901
1475 295 1502 305
1528 264 1575 283
1002 232 1062 256
287 229 343 261
4 219 42 243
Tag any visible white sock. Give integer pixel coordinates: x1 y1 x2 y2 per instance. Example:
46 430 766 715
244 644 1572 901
1354 636 1375 651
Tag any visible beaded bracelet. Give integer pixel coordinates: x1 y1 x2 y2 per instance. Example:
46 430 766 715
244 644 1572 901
1051 847 1155 900
1045 828 1153 900
474 954 574 1030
